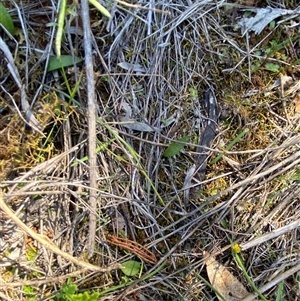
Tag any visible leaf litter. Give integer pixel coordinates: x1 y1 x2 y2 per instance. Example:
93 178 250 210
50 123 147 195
238 6 300 36
204 251 258 301
1 0 300 300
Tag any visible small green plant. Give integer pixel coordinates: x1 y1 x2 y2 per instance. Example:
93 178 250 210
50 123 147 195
188 86 198 100
251 33 300 72
23 285 38 301
54 280 99 301
25 244 38 262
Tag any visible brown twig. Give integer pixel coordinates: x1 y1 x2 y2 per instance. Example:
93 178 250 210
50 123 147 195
106 234 157 264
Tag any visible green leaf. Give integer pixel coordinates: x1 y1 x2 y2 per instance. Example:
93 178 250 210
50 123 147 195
62 283 77 295
121 260 141 276
47 55 83 72
269 20 276 30
265 63 280 72
163 135 191 158
0 2 15 35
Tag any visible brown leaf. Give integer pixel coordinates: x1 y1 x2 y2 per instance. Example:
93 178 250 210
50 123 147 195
293 95 300 114
280 74 293 96
204 251 255 301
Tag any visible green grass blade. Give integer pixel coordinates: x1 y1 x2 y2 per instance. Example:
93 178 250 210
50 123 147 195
233 250 269 301
71 138 116 166
209 128 249 165
275 281 284 301
56 0 67 57
195 273 226 301
89 0 111 18
98 119 165 206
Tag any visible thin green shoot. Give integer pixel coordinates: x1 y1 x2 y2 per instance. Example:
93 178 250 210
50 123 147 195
232 250 269 301
222 221 268 300
209 128 249 165
71 138 116 167
195 273 226 301
56 0 66 57
89 0 111 18
55 0 110 58
275 281 284 301
60 65 82 104
98 119 166 206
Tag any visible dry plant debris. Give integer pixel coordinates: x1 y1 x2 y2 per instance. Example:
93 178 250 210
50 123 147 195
0 190 121 272
106 234 157 264
204 251 257 301
1 0 300 300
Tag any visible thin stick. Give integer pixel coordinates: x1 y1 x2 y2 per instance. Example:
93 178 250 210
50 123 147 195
240 218 300 251
0 269 84 287
0 191 121 272
81 0 98 258
242 263 300 301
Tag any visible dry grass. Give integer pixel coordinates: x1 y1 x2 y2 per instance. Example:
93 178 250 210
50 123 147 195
1 0 300 300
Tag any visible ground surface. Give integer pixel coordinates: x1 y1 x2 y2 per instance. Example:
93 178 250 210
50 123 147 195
0 0 300 300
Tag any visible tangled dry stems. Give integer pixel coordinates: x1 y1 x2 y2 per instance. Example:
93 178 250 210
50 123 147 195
1 0 300 300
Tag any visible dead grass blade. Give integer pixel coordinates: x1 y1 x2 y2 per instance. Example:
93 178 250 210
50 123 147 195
0 190 121 272
1 0 300 299
0 269 84 288
240 219 300 251
0 37 42 133
242 263 300 301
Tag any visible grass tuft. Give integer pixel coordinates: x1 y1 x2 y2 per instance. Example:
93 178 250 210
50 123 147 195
1 0 300 300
